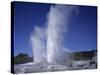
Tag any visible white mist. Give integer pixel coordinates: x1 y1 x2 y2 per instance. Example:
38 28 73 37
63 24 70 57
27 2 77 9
47 5 78 64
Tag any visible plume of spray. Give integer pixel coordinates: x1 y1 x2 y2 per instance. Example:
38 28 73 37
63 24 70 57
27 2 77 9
31 26 47 64
47 5 78 64
30 4 78 64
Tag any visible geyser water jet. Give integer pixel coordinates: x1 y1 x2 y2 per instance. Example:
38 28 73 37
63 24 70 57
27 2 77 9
47 5 78 64
31 26 46 63
30 4 78 64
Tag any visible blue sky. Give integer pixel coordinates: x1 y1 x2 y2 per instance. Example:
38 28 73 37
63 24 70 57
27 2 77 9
13 2 97 56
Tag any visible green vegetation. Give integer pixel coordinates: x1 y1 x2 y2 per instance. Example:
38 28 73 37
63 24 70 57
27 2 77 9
72 50 97 61
14 53 33 64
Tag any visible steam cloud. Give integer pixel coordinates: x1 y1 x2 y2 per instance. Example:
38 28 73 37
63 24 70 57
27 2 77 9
31 26 47 63
47 5 78 64
31 4 78 64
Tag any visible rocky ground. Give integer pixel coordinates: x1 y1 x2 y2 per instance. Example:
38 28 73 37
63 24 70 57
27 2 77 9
14 55 97 74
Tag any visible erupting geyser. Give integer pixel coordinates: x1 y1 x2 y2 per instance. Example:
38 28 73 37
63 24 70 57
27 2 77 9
31 26 46 63
31 4 78 64
47 5 78 64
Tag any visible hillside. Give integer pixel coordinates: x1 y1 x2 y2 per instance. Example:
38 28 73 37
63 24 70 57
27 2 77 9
72 50 97 61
